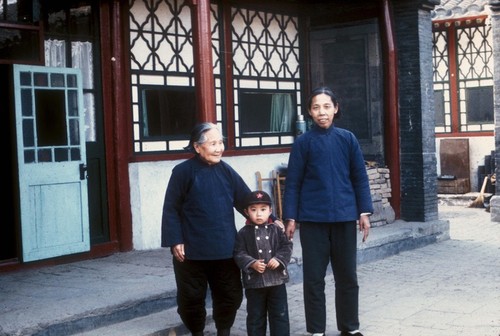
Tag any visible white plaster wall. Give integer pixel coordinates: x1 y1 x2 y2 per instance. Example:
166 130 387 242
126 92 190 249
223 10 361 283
129 153 290 250
435 136 494 191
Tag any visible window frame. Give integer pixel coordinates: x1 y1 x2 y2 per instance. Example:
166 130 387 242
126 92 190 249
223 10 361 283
432 15 494 136
127 0 302 156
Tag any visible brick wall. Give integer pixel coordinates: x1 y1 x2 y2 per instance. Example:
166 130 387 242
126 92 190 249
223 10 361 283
393 0 439 222
367 167 395 227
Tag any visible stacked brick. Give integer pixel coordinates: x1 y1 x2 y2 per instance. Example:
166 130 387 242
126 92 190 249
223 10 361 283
367 167 395 227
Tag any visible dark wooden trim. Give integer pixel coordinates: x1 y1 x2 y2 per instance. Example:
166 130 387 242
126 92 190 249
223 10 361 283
447 23 460 134
112 0 133 251
0 241 120 274
190 0 216 122
126 147 292 163
222 2 236 149
99 1 119 248
99 0 133 252
380 0 401 218
436 131 494 138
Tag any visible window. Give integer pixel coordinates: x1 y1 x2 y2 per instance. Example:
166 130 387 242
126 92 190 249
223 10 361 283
432 17 494 134
239 90 295 135
141 86 196 139
231 7 300 148
128 0 301 154
0 0 42 63
44 2 97 142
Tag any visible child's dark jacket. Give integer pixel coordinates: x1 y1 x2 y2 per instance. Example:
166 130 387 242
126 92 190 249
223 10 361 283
234 220 293 289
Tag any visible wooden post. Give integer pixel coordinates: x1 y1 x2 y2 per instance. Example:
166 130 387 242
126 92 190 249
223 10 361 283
189 0 216 122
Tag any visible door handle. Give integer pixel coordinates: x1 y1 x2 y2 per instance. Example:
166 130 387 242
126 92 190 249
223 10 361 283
79 163 88 180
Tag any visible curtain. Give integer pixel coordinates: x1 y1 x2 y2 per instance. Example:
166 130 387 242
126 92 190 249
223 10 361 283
72 41 96 142
44 39 96 142
270 93 293 132
44 39 66 67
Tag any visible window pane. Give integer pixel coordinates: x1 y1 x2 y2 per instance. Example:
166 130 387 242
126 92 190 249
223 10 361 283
239 91 294 134
142 87 197 138
0 0 40 23
465 86 493 124
0 26 40 61
35 89 67 146
434 90 445 126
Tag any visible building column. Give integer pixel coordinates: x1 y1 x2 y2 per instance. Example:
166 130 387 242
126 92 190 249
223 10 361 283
393 0 439 222
488 0 500 221
189 0 216 122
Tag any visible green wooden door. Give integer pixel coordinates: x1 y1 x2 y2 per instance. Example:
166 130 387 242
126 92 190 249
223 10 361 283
13 64 90 262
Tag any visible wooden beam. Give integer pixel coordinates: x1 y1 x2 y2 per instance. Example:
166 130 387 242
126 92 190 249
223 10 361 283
190 0 216 122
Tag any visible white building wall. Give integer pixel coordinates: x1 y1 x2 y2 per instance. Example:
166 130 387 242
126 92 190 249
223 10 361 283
130 153 290 250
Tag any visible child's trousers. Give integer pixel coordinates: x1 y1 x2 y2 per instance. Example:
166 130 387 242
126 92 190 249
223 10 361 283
245 284 290 336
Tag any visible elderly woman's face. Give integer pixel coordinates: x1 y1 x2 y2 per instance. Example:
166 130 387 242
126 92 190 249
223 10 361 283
194 128 225 165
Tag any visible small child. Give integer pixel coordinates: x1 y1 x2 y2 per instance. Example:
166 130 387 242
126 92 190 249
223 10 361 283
234 190 293 336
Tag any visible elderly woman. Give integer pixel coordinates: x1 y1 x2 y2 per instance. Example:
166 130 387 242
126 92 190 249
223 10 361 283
161 122 249 336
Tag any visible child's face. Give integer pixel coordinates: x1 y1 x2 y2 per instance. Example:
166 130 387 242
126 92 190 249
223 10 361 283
245 203 272 225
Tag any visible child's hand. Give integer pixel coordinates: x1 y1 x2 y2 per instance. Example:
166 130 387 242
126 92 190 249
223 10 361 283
266 258 279 270
251 259 267 273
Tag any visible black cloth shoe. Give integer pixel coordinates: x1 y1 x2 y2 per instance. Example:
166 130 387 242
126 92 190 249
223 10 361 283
340 332 364 336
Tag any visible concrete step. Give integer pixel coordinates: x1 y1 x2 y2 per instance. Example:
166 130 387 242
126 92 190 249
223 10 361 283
72 306 188 336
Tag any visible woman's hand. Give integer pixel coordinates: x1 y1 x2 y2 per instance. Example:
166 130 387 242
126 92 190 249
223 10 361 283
274 219 285 232
359 215 371 242
285 219 296 241
171 244 185 262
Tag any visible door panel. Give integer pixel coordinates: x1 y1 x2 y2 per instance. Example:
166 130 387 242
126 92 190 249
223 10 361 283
310 22 385 163
13 64 90 262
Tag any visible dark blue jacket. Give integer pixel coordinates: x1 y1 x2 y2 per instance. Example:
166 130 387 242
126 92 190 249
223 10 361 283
161 155 250 260
283 124 373 223
234 220 293 289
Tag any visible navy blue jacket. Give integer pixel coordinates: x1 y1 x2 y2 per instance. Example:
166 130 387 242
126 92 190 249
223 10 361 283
161 155 250 260
283 124 373 223
234 220 293 289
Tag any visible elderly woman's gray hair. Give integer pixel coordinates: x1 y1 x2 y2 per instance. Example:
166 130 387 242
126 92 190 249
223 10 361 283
184 122 221 153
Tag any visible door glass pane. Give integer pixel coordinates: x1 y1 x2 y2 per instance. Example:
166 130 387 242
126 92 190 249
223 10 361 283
38 148 52 162
70 147 80 161
69 119 80 145
24 149 35 163
35 89 67 146
34 72 48 86
22 119 34 147
55 148 69 162
67 74 77 87
68 89 78 116
21 89 33 116
20 72 31 85
51 73 65 87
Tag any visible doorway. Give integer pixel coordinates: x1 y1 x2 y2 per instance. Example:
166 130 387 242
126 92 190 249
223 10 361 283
309 20 385 163
0 0 109 265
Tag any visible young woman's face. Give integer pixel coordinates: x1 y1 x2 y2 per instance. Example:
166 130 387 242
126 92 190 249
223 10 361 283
245 204 272 225
194 128 225 165
308 93 338 129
